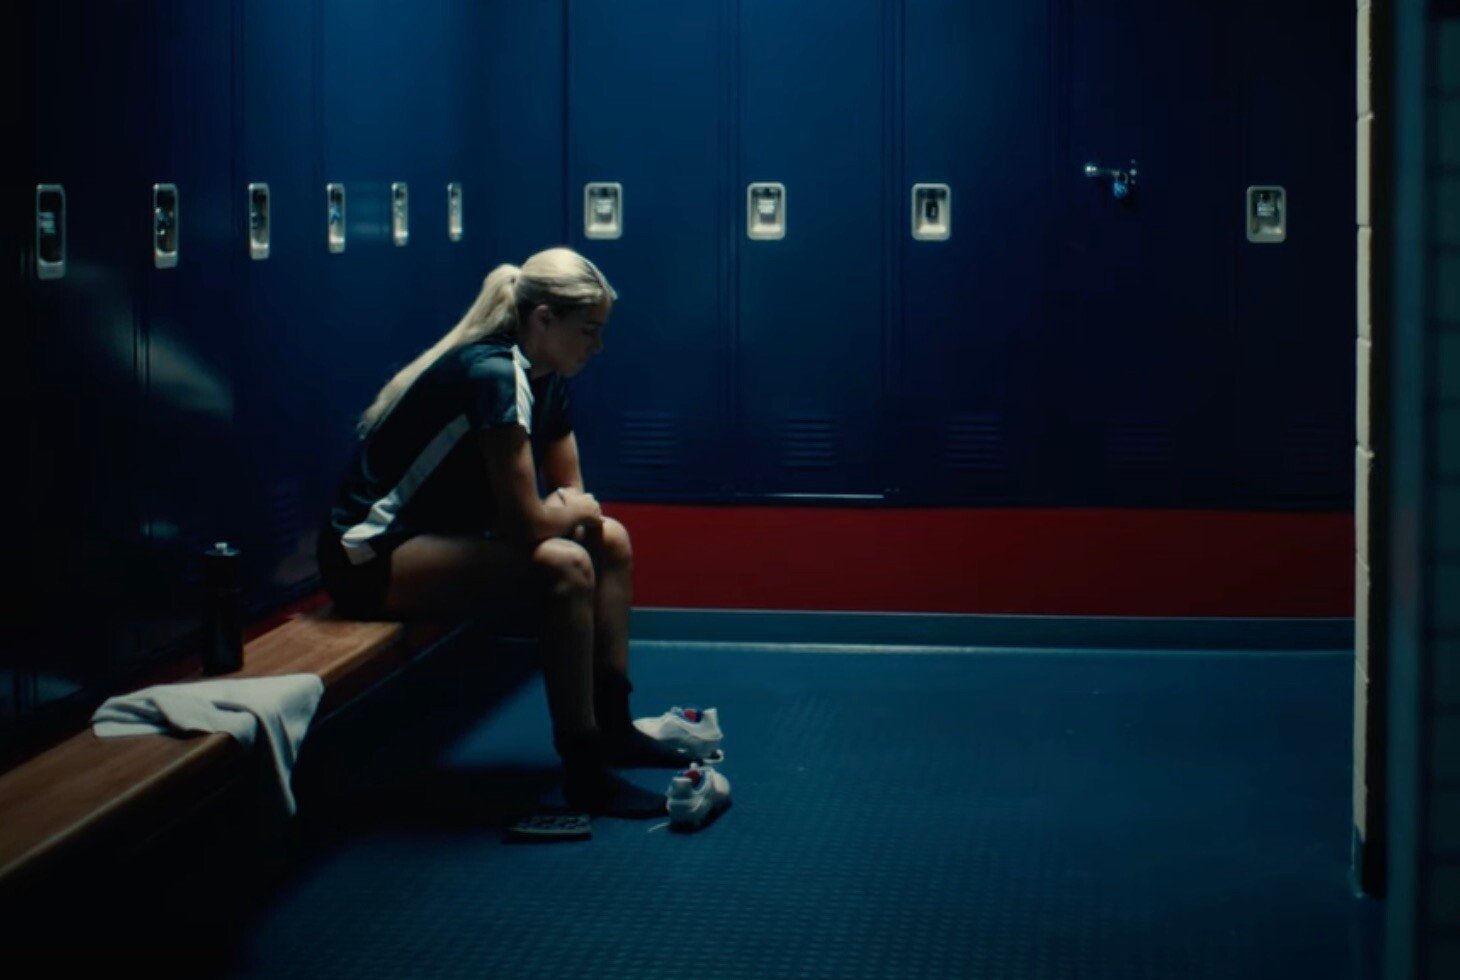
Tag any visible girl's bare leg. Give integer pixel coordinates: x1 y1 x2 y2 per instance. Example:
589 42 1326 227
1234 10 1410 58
574 518 633 677
382 533 598 741
378 528 672 811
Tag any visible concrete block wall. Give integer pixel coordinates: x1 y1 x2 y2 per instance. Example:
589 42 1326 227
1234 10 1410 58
1354 0 1390 897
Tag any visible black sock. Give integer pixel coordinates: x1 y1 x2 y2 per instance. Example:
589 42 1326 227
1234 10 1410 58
556 730 665 818
593 669 690 768
593 666 635 735
603 726 694 768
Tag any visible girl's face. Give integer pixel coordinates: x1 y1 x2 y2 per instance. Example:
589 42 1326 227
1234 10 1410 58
540 299 610 377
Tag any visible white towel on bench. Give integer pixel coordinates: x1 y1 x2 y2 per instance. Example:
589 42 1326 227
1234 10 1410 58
91 674 325 817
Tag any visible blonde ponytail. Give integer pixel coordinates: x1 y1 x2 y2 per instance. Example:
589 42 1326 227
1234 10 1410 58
355 247 617 436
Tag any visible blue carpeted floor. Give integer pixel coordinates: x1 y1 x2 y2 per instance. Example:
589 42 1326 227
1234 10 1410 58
203 639 1380 980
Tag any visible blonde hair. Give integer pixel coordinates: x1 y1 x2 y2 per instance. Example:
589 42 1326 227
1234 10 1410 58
357 247 618 436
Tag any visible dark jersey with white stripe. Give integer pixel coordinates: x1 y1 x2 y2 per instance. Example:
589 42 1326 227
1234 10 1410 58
325 335 572 565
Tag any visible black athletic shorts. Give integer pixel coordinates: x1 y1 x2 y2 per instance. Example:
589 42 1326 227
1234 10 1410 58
316 529 392 619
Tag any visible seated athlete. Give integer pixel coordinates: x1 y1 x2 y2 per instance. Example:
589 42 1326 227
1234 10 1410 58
317 247 680 817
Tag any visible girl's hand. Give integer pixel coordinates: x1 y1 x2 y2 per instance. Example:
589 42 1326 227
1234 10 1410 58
550 487 602 527
570 492 604 528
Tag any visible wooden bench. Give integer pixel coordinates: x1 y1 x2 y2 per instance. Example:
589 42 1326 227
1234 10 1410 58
0 598 463 905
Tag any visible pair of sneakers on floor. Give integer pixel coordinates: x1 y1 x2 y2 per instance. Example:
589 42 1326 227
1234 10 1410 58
557 669 729 827
641 708 731 830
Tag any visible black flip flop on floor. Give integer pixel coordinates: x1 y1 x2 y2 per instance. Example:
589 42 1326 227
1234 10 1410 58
504 812 592 843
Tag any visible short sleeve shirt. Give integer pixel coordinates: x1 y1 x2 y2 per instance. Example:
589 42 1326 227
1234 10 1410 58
325 335 572 565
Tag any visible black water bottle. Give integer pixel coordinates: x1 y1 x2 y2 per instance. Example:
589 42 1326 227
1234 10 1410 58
201 542 243 675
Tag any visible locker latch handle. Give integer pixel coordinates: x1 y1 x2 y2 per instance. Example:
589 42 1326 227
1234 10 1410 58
247 183 270 259
153 183 179 269
36 184 66 280
327 183 346 254
447 182 463 242
1084 159 1138 201
391 182 409 246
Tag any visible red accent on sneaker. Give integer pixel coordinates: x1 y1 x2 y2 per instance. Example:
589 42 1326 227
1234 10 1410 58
682 709 700 722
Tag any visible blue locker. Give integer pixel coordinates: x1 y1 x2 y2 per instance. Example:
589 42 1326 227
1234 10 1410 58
1051 0 1240 507
3 4 40 734
398 0 552 371
318 1 466 486
567 0 732 498
450 1 565 287
737 0 886 497
135 0 241 656
22 0 151 705
1233 0 1354 509
403 0 567 378
235 0 333 610
320 0 420 469
900 0 1056 506
311 0 564 588
319 0 419 486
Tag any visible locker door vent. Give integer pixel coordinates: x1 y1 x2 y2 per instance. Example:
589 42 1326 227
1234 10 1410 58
781 416 837 470
947 414 1006 473
620 412 676 469
265 479 306 558
1109 422 1172 475
1281 420 1344 477
1275 419 1346 502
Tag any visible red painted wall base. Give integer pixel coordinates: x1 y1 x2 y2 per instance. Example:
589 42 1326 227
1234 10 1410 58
607 505 1354 617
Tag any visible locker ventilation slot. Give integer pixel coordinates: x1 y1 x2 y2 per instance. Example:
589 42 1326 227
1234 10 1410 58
621 413 675 469
1110 422 1172 474
781 417 837 470
1277 420 1345 502
947 414 1006 473
265 479 306 558
1282 420 1343 476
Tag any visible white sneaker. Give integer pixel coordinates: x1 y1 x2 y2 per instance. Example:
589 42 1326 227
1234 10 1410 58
632 706 725 763
665 763 731 829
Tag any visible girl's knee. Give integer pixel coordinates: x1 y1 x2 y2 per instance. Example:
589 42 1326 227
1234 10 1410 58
599 517 633 569
534 538 596 597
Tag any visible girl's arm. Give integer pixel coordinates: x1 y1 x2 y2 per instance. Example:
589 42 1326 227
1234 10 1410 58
478 426 596 546
538 431 585 494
